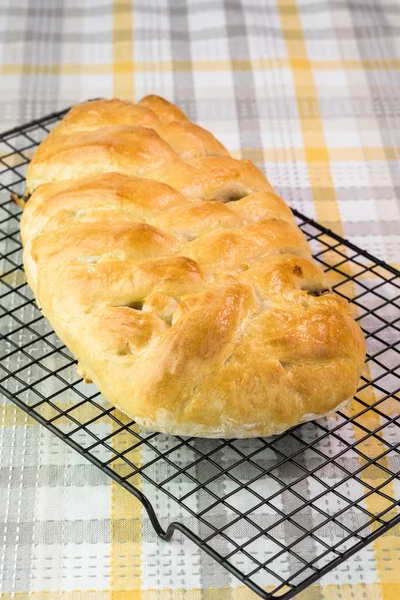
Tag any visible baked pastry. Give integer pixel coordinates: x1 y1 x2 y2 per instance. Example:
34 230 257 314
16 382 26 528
20 96 366 438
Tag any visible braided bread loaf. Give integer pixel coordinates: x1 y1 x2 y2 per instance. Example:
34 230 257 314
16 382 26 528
21 96 365 437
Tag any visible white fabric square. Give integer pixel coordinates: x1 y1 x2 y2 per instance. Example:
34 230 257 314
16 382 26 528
35 485 111 521
30 542 111 591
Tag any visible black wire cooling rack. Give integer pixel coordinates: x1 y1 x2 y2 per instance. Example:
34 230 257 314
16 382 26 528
0 107 399 600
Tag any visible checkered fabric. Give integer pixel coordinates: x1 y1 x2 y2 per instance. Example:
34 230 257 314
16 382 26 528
0 0 399 599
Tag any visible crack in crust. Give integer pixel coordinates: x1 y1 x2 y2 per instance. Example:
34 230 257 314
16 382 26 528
21 96 366 437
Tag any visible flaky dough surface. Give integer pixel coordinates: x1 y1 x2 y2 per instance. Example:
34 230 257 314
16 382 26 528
21 96 366 437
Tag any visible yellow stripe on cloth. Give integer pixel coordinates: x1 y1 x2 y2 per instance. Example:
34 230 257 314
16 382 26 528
350 382 400 599
111 592 142 599
113 0 134 100
0 593 110 599
111 3 141 591
278 0 342 233
110 410 143 595
1 58 400 76
1 585 400 600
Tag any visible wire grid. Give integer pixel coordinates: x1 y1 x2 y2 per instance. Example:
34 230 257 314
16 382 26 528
0 109 399 600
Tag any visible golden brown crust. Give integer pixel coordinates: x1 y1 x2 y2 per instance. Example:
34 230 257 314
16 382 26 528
25 126 180 192
155 121 229 159
22 96 366 437
146 156 273 201
138 94 189 123
54 99 162 133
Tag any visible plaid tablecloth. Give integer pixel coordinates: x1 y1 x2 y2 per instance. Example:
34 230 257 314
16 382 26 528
0 0 399 599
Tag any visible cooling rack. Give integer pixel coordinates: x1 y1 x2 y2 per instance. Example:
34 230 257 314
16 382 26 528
0 107 399 600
